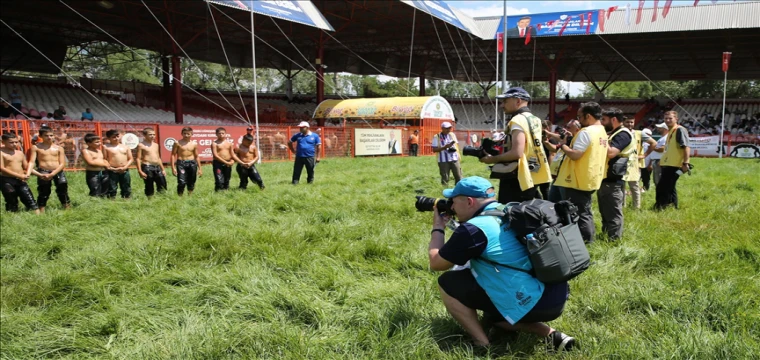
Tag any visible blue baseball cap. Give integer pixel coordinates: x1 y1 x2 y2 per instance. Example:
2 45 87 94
442 176 496 199
496 87 531 100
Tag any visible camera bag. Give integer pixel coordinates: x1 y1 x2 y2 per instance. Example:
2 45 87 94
479 199 590 283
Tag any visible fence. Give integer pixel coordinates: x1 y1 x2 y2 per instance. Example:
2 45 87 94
5 119 755 171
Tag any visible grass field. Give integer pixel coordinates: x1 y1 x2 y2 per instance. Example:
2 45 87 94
1 156 759 359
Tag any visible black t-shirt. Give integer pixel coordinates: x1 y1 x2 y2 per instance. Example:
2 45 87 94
438 204 493 265
0 106 12 118
604 127 632 182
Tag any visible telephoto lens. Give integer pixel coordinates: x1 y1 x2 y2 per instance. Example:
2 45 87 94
415 196 455 215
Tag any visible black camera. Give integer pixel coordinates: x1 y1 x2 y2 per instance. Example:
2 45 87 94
415 196 454 216
462 137 504 159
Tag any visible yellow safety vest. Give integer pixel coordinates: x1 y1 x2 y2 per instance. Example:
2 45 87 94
556 124 608 191
635 130 646 168
622 129 640 181
508 113 552 190
661 125 685 167
603 127 635 180
550 149 565 177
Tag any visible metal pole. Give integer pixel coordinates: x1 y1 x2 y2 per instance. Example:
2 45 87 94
501 0 507 130
719 69 727 159
494 40 499 131
251 11 261 164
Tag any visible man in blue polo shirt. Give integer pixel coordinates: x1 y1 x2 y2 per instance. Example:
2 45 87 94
81 108 94 121
288 121 321 185
427 176 575 351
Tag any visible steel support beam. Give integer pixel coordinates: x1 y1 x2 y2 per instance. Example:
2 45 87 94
171 56 183 124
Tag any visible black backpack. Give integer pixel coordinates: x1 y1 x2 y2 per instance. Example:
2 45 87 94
480 199 589 284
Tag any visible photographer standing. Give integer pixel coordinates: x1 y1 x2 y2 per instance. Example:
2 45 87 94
431 122 462 185
597 108 633 241
480 87 551 204
655 111 690 210
427 176 575 351
546 102 608 243
544 120 581 202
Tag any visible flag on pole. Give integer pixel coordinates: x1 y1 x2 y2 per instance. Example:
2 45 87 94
607 6 618 19
558 16 571 36
598 10 606 32
586 12 593 33
636 0 645 24
723 52 732 72
652 0 659 22
693 0 700 5
662 0 674 18
625 4 631 25
497 32 504 53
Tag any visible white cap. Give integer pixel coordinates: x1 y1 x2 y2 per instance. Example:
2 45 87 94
642 128 652 135
655 123 668 129
297 121 310 128
441 122 452 128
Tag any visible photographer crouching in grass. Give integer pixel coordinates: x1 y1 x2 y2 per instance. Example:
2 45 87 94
421 176 575 351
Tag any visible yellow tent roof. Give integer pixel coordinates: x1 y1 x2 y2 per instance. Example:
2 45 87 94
313 96 455 120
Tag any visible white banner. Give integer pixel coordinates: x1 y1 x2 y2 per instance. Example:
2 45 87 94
354 129 403 156
689 136 720 157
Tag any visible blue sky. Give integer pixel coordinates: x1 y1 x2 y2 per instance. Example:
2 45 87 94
445 1 733 18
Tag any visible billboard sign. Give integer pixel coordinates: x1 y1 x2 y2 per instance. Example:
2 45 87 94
158 125 251 163
354 129 403 156
495 10 598 38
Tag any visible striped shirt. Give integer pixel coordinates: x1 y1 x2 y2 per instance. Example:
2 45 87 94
432 132 459 162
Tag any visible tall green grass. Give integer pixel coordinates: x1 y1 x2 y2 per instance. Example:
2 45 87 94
1 157 759 359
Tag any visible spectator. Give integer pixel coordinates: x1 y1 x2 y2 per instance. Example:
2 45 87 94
45 112 55 120
9 88 22 115
53 106 67 120
431 122 462 186
0 101 13 119
287 121 321 185
81 108 94 121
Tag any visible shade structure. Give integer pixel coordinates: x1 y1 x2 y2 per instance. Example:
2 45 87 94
207 0 334 31
313 96 455 121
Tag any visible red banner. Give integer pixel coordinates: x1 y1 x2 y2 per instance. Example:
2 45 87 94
722 52 732 72
158 125 251 163
497 32 504 53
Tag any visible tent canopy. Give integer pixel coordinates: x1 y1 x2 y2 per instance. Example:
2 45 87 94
313 96 454 120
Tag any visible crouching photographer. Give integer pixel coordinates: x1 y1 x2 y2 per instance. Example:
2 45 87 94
422 176 575 351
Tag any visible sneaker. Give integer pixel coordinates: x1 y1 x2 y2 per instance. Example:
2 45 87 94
545 331 575 352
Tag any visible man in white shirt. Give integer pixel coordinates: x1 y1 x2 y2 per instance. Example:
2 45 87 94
431 122 462 185
647 123 669 186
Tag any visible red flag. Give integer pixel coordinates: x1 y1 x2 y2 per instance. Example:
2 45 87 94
558 16 571 36
652 0 659 22
580 13 585 28
723 52 732 72
693 0 700 5
537 23 543 31
497 32 504 53
607 6 618 19
662 0 674 18
587 12 593 33
598 10 606 32
525 26 532 45
636 0 645 24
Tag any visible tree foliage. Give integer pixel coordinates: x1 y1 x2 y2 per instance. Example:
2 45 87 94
580 80 760 100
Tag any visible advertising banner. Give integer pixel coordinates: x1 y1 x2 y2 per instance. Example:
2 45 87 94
158 125 250 163
405 0 470 33
730 143 760 158
354 129 403 156
207 0 334 31
689 135 720 157
495 10 598 38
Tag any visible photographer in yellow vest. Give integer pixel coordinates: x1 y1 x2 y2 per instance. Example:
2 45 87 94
597 108 633 241
655 111 691 210
480 87 551 203
546 102 608 243
623 117 657 209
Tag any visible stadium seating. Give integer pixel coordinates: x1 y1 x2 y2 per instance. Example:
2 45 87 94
1 80 221 124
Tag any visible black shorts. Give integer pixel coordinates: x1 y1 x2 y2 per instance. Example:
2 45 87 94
438 269 569 324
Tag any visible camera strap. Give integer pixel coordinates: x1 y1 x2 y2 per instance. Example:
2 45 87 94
474 210 535 276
